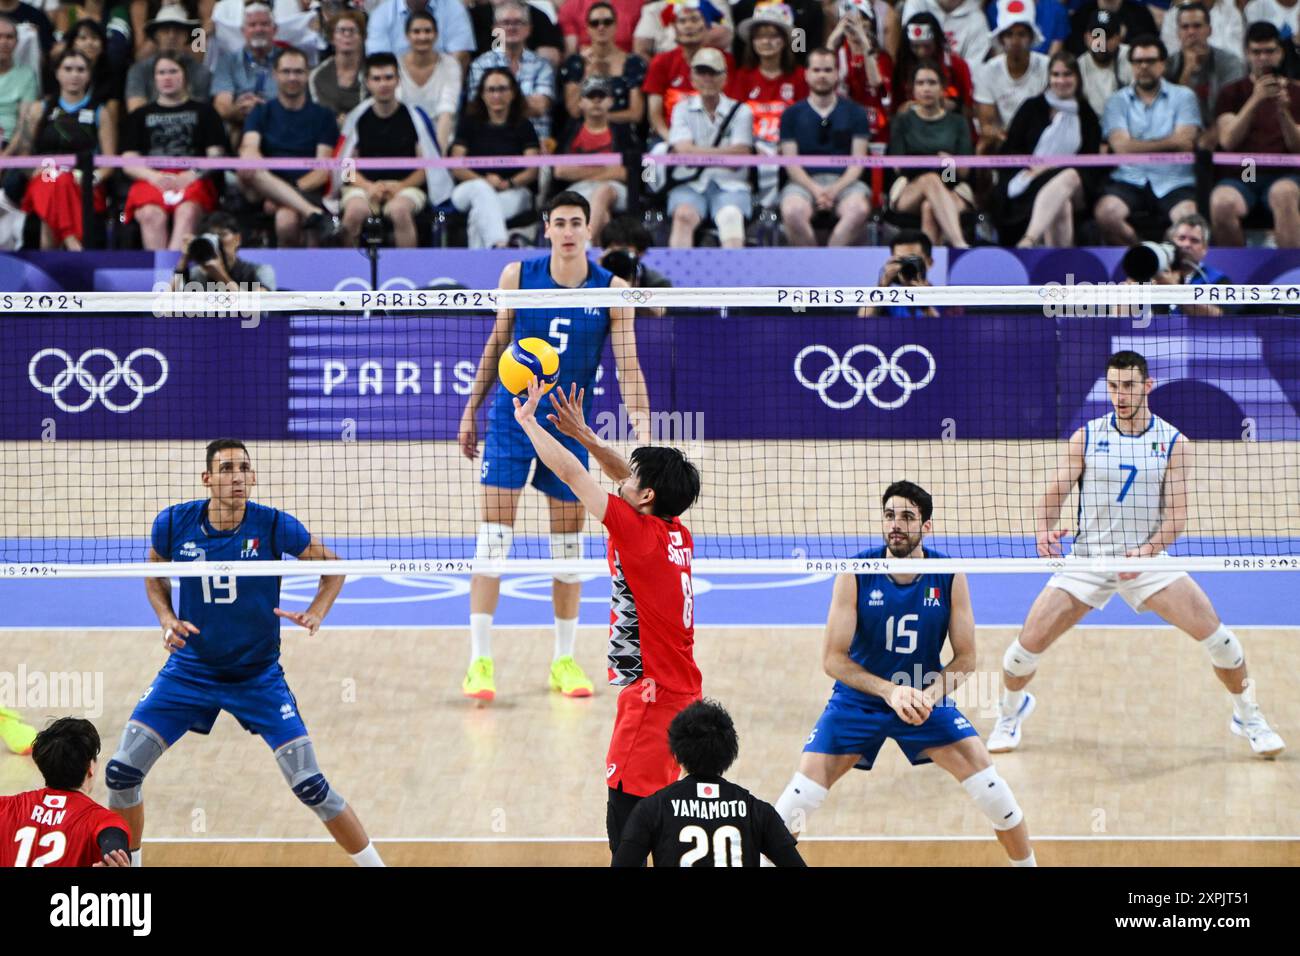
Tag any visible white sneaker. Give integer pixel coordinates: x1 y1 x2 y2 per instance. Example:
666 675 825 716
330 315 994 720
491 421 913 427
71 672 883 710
987 693 1036 753
1230 712 1286 758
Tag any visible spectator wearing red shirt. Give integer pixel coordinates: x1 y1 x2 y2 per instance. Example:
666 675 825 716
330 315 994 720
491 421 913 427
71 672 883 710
891 10 974 116
644 0 731 140
828 1 895 140
554 76 638 242
728 3 807 146
560 0 643 54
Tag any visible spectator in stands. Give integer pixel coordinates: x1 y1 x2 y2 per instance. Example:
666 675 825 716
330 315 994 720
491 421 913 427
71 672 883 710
1066 0 1156 58
1165 1 1243 141
993 50 1100 245
236 47 340 246
984 0 1067 55
820 0 901 57
63 18 121 124
213 0 325 64
635 0 733 60
470 0 562 64
778 46 871 245
1161 0 1241 57
49 1 131 76
395 9 460 150
732 0 823 65
974 0 1050 151
859 228 940 316
888 59 974 248
337 52 450 248
892 11 974 116
601 215 673 286
1095 36 1199 245
366 0 475 69
173 210 278 291
0 16 38 154
560 0 638 56
827 2 894 141
212 3 282 131
128 0 204 62
898 0 992 63
121 55 228 250
560 1 647 126
1076 8 1129 116
644 0 731 141
449 67 540 247
468 1 556 141
0 0 54 62
666 47 754 248
125 7 210 114
1210 21 1300 247
310 10 367 125
553 75 635 243
15 49 115 249
1244 0 1300 52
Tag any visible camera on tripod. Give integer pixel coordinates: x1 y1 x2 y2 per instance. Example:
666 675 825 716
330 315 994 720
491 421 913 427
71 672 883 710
360 216 386 249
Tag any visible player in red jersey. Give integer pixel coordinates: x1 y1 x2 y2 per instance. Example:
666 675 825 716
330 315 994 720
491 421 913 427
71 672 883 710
513 379 703 854
2 718 131 867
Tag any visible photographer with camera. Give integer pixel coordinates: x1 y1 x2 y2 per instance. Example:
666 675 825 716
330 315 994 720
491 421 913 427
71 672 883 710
600 215 670 316
1118 214 1229 316
859 228 940 317
172 211 277 293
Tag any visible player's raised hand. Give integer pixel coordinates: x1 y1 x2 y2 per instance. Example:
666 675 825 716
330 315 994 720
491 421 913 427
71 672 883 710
888 685 931 726
512 376 544 426
1036 528 1066 558
458 407 479 460
162 617 198 653
94 849 131 867
546 383 589 438
274 607 322 636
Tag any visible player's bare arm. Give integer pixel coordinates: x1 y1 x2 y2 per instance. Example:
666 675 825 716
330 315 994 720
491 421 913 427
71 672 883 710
459 262 520 460
514 377 609 521
547 383 632 482
923 572 976 707
273 536 344 636
821 573 931 725
1036 426 1087 557
146 547 198 652
1135 437 1190 558
608 278 651 443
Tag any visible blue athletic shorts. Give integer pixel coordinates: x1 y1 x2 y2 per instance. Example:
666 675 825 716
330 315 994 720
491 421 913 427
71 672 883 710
481 413 588 502
802 695 980 771
128 663 309 751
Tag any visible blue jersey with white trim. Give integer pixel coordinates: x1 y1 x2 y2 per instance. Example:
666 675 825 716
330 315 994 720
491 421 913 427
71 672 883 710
150 500 311 679
831 546 954 711
489 255 614 432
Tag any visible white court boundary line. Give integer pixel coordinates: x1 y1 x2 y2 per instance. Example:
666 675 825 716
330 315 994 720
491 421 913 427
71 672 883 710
141 835 1300 844
1 624 1291 633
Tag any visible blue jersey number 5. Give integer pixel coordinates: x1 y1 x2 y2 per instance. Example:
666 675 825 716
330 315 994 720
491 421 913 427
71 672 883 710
1117 464 1138 502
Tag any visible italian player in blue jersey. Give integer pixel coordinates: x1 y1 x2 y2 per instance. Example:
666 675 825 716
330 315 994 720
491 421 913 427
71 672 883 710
457 190 651 702
775 482 1037 866
103 439 384 866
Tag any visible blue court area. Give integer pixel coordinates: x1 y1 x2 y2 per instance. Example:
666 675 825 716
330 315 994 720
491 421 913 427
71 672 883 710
1 535 1296 629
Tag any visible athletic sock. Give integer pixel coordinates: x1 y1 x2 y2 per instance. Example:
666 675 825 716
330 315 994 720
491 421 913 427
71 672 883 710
1230 684 1258 722
1010 851 1037 867
349 841 385 867
774 772 828 836
130 848 142 867
554 617 578 661
470 613 492 665
1001 688 1026 717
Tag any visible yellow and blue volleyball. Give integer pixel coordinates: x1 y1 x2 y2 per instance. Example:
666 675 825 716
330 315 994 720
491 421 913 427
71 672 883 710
498 337 560 396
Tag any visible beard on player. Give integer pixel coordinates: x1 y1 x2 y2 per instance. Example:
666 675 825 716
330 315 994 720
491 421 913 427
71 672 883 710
885 525 923 558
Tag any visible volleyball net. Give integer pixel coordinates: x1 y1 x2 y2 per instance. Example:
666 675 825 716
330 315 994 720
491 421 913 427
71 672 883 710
1 284 1298 577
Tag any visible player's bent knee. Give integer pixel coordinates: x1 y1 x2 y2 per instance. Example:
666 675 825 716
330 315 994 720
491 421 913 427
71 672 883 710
105 722 166 809
1202 624 1244 670
962 765 1023 831
1002 638 1040 677
275 739 347 822
474 522 514 578
550 532 583 584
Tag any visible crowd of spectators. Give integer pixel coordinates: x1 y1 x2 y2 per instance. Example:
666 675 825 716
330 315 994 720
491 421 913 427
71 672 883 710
0 0 1295 254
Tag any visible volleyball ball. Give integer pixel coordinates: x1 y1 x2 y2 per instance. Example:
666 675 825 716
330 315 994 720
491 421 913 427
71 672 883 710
498 337 560 396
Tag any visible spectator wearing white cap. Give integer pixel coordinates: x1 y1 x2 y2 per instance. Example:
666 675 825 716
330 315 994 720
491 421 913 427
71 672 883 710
974 0 1049 150
125 6 210 113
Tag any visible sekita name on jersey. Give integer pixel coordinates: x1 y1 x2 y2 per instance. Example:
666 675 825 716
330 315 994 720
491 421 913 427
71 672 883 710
671 798 748 820
49 887 151 937
667 530 692 568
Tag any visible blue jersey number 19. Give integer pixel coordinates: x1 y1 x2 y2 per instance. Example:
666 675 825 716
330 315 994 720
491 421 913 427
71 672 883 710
201 576 237 604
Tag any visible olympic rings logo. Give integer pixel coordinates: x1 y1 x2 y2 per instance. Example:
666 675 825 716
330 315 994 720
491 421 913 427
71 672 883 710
621 289 654 304
28 348 169 413
793 344 936 410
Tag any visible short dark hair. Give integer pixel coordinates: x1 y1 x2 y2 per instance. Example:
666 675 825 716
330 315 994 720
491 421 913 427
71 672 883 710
364 51 399 76
667 699 739 778
630 446 701 518
602 215 653 252
1106 350 1149 380
1174 2 1209 25
206 438 249 471
32 718 101 791
543 190 591 222
1246 20 1282 46
275 46 310 70
405 9 438 33
0 14 18 33
807 46 837 67
882 480 933 523
200 210 239 235
890 228 932 258
1128 35 1167 60
587 1 616 20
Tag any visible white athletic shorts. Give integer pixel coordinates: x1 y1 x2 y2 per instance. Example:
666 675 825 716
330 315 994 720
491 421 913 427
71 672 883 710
1047 569 1189 612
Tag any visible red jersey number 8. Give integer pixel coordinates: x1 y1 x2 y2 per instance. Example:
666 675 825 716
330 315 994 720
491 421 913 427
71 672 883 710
681 572 693 629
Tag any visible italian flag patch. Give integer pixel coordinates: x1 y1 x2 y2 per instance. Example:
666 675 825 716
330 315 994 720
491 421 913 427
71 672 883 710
243 538 259 551
926 587 940 601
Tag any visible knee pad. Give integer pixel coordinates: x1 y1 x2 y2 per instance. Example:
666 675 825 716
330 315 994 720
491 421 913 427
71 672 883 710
105 722 166 810
962 765 1023 831
775 771 828 836
1203 625 1244 670
715 205 745 245
275 739 347 823
550 532 583 584
1002 639 1040 678
474 522 514 578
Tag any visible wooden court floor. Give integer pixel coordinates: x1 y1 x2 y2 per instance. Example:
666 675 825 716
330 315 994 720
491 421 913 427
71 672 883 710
2 623 1297 866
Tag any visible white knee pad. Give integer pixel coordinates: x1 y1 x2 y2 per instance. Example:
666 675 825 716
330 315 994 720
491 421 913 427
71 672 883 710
1002 639 1040 678
962 765 1023 831
715 205 745 244
1203 625 1244 670
474 522 513 578
550 532 583 584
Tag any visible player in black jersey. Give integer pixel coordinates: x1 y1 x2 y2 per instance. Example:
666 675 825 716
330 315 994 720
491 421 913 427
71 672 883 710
611 700 805 867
